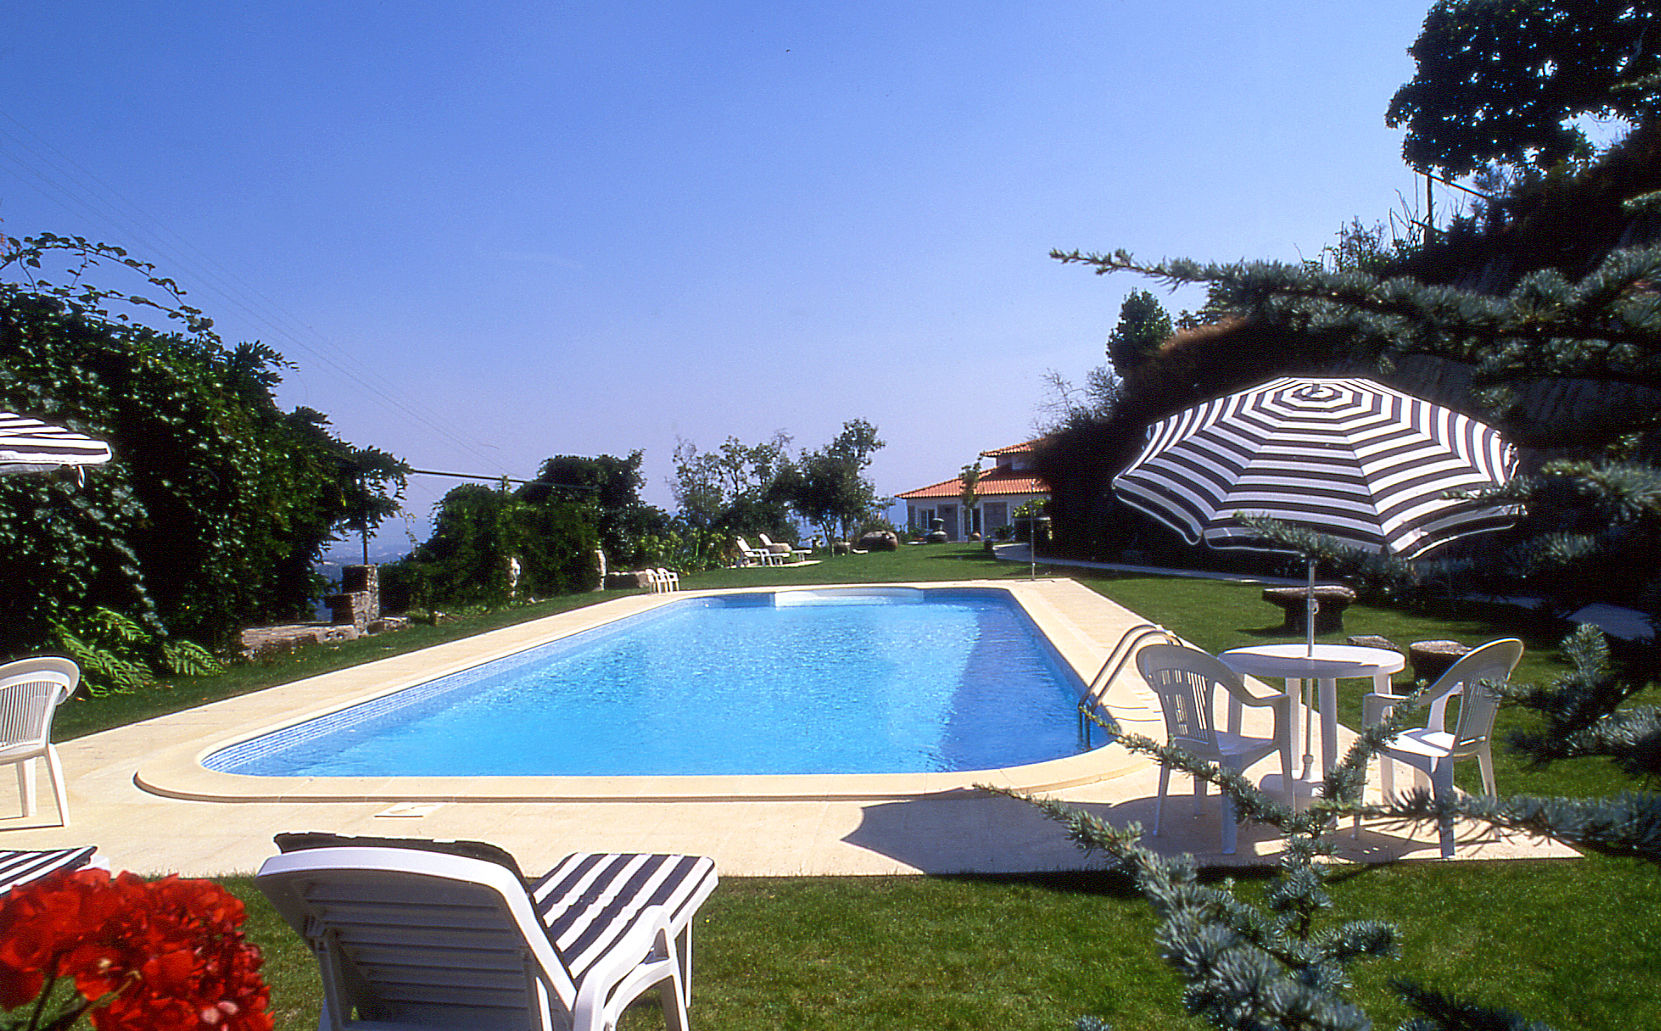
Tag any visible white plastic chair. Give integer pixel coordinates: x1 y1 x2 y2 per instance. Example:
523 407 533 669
654 568 681 592
1359 638 1524 858
1136 643 1295 854
0 657 78 825
258 845 715 1031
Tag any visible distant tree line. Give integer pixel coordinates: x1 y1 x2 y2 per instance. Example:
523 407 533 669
383 421 890 611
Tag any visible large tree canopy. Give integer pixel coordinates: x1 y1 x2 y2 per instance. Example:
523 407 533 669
670 432 796 535
1387 0 1661 177
0 234 408 651
519 451 670 568
380 483 599 610
778 419 887 543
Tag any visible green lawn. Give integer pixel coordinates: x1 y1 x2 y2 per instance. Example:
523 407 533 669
69 545 1661 1029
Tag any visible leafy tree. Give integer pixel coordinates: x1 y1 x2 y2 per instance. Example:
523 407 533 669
670 432 796 535
778 420 888 544
331 441 411 565
1036 365 1123 432
0 233 408 651
1106 288 1173 374
380 482 599 609
519 451 670 568
1386 0 1661 178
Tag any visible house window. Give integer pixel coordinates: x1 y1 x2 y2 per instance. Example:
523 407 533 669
984 501 1008 532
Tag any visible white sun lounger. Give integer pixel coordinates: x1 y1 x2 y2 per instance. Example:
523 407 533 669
259 837 717 1031
733 537 784 567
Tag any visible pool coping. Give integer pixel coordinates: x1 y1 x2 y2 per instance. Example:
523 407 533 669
132 580 1168 804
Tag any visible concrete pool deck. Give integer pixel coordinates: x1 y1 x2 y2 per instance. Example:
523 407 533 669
0 579 1576 876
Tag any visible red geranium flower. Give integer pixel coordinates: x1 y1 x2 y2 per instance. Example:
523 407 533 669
0 869 271 1031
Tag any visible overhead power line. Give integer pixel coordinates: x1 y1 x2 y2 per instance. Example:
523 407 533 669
0 106 506 473
410 468 598 490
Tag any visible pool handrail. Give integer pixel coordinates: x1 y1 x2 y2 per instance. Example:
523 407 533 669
1078 622 1179 746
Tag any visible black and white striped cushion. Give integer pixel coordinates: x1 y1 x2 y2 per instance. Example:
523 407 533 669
529 853 717 983
0 847 100 898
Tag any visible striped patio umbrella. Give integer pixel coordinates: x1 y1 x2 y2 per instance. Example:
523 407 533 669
1112 376 1517 559
0 411 113 476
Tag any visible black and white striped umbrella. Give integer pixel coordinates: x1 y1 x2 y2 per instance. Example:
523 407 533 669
1112 376 1518 558
0 411 113 476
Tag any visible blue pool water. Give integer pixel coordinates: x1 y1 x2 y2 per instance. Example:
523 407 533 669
206 587 1091 777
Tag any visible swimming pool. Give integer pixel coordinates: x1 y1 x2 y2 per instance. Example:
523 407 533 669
204 587 1093 778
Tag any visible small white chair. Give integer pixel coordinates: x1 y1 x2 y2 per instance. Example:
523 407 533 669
653 568 681 592
1136 643 1295 855
1360 638 1523 858
0 657 78 825
258 844 717 1031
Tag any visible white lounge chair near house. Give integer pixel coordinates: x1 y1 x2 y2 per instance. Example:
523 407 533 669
733 537 783 567
0 656 78 825
1359 638 1524 858
758 534 812 563
257 838 717 1031
1136 643 1295 855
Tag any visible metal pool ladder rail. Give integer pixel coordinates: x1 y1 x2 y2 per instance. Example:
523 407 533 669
1079 622 1179 747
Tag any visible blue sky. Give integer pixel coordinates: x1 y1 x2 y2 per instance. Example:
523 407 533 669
1 2 1436 551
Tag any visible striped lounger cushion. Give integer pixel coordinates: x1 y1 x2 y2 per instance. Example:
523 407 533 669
0 846 101 898
529 852 718 983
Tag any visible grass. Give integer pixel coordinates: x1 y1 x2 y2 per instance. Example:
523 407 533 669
65 544 1661 1029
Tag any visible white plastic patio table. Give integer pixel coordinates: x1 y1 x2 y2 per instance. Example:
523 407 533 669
1217 643 1405 776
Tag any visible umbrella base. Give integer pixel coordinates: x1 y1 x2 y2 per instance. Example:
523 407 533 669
1259 772 1324 809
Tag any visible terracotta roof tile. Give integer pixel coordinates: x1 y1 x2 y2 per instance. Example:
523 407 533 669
895 466 1049 500
979 439 1044 458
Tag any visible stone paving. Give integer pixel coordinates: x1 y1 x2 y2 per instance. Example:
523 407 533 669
0 579 1577 877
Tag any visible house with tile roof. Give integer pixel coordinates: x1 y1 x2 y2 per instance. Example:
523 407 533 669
895 441 1050 541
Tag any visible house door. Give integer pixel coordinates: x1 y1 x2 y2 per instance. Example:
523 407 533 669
936 504 957 541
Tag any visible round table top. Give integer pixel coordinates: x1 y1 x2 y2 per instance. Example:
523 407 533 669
1219 642 1406 679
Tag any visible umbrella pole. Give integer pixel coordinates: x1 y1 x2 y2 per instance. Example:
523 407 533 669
1303 558 1317 779
1305 558 1316 656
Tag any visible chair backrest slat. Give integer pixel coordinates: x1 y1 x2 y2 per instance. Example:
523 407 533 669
1137 643 1237 748
1439 639 1524 755
0 659 76 750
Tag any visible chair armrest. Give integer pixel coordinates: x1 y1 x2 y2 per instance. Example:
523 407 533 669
1361 691 1399 729
570 904 681 1031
